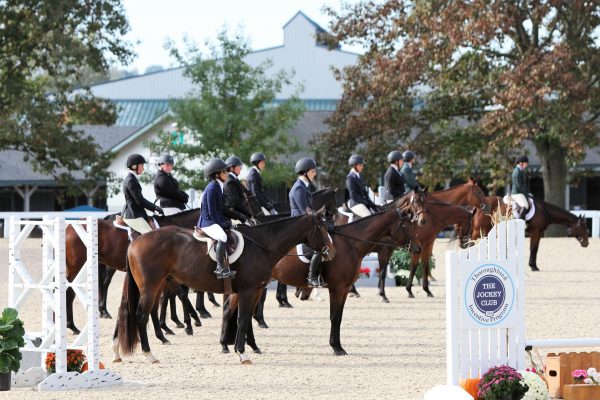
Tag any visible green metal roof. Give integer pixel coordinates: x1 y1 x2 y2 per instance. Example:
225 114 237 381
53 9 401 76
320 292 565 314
114 100 170 126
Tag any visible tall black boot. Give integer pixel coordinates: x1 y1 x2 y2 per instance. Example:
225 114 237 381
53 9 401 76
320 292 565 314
518 207 528 221
276 282 292 308
307 253 322 288
214 241 236 279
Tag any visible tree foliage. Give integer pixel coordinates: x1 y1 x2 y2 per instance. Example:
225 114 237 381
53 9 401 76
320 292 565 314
315 0 600 205
0 0 133 199
148 29 305 189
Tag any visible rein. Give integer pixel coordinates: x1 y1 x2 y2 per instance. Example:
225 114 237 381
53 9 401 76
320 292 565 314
330 210 415 248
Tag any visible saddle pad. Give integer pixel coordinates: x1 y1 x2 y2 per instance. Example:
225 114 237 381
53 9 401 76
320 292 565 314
503 195 535 221
193 229 245 264
337 207 354 223
296 244 311 264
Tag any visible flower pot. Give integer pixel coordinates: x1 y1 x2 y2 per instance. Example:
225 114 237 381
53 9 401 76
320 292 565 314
499 392 521 400
0 372 11 391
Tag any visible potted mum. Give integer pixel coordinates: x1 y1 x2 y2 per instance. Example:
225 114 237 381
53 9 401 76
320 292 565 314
0 308 26 391
45 349 86 374
477 365 529 400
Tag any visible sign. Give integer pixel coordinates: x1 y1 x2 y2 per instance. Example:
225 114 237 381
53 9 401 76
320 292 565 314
461 262 516 329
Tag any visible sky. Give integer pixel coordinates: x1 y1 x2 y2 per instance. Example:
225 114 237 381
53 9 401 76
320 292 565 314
121 0 363 73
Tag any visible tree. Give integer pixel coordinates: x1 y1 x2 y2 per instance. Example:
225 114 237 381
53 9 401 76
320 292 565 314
0 0 134 201
315 0 600 214
148 30 305 189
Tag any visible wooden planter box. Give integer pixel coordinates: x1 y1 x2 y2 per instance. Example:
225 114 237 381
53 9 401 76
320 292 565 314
562 384 600 400
545 351 600 398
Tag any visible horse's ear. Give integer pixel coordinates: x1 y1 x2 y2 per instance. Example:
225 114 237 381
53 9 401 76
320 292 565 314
316 205 327 215
421 186 429 193
469 206 477 216
468 176 475 184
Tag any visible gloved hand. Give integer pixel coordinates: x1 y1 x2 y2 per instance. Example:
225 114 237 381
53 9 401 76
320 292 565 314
223 222 233 230
156 206 165 216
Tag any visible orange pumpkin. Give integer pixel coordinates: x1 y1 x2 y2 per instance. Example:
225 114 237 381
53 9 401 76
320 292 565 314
460 377 480 400
80 361 105 372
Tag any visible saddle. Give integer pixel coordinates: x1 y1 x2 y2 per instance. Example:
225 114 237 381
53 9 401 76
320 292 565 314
502 195 536 221
295 244 317 264
114 215 128 228
337 204 356 222
193 227 245 264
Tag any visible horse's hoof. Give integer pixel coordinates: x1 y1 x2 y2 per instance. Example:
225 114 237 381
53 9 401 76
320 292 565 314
152 359 160 364
99 311 112 319
334 349 347 356
381 297 390 304
199 311 212 319
112 357 122 363
161 340 171 345
68 325 81 335
239 353 252 365
530 266 540 272
222 346 230 354
194 321 202 327
283 301 293 308
257 321 269 329
143 351 159 363
162 327 175 335
252 348 262 354
408 293 415 299
175 322 185 328
185 328 193 336
210 301 221 308
426 292 434 298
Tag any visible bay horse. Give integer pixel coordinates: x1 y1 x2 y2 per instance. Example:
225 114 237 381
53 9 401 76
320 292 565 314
471 196 589 271
222 207 422 356
65 210 202 337
113 208 334 364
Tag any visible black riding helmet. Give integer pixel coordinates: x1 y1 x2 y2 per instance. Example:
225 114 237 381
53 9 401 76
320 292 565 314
403 150 415 162
516 155 529 164
387 150 403 163
295 157 317 174
348 154 365 167
225 156 243 169
157 154 174 165
126 154 146 169
250 152 266 165
204 158 227 179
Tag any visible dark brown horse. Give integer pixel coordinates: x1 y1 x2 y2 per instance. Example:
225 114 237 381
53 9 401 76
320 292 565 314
113 208 334 364
221 207 422 356
65 209 202 336
471 196 589 271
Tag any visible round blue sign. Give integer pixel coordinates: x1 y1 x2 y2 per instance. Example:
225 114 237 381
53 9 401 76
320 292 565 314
473 275 505 316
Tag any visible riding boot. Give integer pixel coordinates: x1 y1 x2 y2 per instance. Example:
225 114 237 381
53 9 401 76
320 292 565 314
518 207 528 221
214 241 236 279
307 253 322 288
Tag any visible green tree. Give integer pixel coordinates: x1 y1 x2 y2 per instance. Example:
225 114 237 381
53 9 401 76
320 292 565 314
0 0 134 201
315 0 600 214
148 30 305 189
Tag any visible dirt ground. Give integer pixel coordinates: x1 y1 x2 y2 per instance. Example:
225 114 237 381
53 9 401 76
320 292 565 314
1 237 599 400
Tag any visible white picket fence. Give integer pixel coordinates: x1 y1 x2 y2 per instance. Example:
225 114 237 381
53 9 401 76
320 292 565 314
8 216 121 390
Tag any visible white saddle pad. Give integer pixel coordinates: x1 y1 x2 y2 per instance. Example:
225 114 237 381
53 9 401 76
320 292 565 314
296 244 311 264
503 195 535 221
337 207 354 223
193 229 245 264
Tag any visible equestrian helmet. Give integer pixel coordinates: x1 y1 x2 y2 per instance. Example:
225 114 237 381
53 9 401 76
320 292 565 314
516 155 529 164
348 154 365 166
225 156 243 168
250 152 266 165
387 150 403 163
126 154 146 168
402 150 415 162
157 154 174 165
295 157 317 174
204 158 228 178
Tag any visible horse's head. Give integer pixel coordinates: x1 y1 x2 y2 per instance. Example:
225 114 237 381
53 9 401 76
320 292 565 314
409 191 427 226
306 206 336 261
455 206 477 249
313 187 338 222
568 215 589 248
467 178 491 214
388 209 421 254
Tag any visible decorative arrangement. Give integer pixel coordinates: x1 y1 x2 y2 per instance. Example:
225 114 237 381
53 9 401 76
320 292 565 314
388 248 435 286
520 370 548 400
358 267 371 278
460 377 480 399
477 365 529 400
545 351 600 398
45 349 86 374
0 308 26 391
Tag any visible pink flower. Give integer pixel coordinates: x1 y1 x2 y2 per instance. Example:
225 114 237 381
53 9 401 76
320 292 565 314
572 369 588 380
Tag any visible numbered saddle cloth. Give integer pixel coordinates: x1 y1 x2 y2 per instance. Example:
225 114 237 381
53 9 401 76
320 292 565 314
193 227 244 264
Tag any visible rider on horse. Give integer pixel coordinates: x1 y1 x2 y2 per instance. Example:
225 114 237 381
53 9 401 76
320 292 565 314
346 154 378 217
223 156 254 224
122 154 164 237
384 150 406 202
153 154 189 216
290 157 323 287
247 152 276 215
197 158 236 279
511 155 531 220
401 150 420 193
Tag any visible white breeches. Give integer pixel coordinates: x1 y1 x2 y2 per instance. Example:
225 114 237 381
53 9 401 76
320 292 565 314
202 224 227 242
122 218 153 234
163 207 184 216
350 204 372 218
511 194 529 209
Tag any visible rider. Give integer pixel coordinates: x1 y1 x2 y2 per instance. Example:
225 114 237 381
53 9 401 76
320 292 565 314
223 156 254 224
511 155 531 220
153 154 189 216
247 152 276 215
122 154 164 237
384 150 406 201
401 150 420 193
346 154 378 217
197 158 235 279
290 157 322 287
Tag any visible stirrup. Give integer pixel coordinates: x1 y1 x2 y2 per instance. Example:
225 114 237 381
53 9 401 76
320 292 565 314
220 268 237 279
307 277 320 288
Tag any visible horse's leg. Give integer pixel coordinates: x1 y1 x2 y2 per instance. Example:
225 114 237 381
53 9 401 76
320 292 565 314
529 231 541 271
65 287 81 334
195 291 212 318
253 287 268 329
220 294 238 354
169 292 185 329
207 291 220 307
348 283 360 298
422 244 434 297
159 290 175 335
98 264 116 319
405 253 420 298
173 284 198 335
137 291 162 363
329 286 349 355
246 290 264 354
377 248 391 303
150 288 170 345
276 282 292 308
234 290 255 364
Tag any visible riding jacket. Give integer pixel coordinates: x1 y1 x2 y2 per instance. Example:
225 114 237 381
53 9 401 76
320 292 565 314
224 172 254 219
346 170 376 209
511 165 529 196
122 171 160 219
384 165 405 200
247 166 273 210
401 163 419 193
289 178 313 217
153 169 188 210
198 180 232 230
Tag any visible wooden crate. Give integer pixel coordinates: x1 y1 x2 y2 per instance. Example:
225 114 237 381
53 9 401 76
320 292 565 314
562 384 600 400
545 351 600 398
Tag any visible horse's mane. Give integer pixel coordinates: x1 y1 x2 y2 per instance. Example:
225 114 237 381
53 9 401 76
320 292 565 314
336 209 398 229
431 183 469 193
538 200 577 221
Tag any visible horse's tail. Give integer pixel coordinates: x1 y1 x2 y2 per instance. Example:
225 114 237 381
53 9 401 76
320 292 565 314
117 249 140 355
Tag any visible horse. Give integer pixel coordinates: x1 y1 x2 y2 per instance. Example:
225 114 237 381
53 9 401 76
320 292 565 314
221 207 422 356
113 208 335 364
471 196 589 271
65 209 202 337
